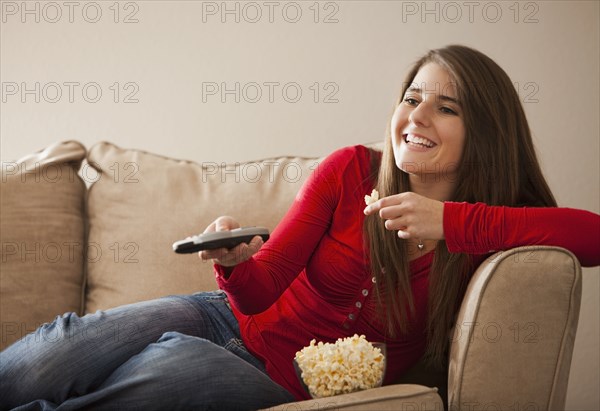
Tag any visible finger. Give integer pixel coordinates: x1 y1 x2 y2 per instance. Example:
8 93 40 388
246 235 265 255
218 242 248 265
397 229 410 239
212 216 240 232
364 193 408 215
215 218 231 232
384 218 407 232
202 221 217 234
235 237 263 261
364 199 383 216
378 204 405 220
199 247 229 260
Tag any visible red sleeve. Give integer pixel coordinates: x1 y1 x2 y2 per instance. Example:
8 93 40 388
214 146 366 314
443 202 600 267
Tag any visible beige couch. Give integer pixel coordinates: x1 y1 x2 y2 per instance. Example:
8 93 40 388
1 140 583 410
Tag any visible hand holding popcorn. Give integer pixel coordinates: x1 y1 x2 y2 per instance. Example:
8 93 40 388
363 191 445 241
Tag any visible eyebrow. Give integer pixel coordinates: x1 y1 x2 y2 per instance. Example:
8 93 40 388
405 86 460 105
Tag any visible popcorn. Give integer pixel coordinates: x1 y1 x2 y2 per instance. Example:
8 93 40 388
294 334 385 398
364 189 379 206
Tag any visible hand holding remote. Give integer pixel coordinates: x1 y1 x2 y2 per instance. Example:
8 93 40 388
197 216 265 268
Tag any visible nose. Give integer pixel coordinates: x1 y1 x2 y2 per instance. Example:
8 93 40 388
408 101 432 127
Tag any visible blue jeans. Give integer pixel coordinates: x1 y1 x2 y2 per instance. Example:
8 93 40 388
0 291 295 410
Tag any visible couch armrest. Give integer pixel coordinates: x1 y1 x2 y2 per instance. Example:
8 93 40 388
262 384 443 410
449 246 582 410
1 141 87 351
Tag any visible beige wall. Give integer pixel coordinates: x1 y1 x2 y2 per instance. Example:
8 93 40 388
1 1 598 408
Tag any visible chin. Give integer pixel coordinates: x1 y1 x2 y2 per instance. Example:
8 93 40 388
395 158 415 175
392 148 412 172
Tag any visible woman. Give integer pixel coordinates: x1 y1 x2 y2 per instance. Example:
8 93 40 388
1 45 598 410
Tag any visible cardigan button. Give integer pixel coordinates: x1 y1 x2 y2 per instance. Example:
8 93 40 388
362 289 369 297
348 314 355 321
343 323 350 329
355 301 362 309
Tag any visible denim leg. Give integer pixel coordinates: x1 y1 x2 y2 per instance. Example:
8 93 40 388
0 291 293 410
52 332 295 410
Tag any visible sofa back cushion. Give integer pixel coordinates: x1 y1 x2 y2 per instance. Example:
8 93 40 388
84 142 325 312
0 141 86 351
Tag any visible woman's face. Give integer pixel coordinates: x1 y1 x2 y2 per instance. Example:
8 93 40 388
391 62 466 180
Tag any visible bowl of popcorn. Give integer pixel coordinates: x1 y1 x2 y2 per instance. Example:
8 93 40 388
293 334 386 398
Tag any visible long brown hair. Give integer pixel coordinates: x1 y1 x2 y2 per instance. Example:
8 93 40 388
364 45 557 367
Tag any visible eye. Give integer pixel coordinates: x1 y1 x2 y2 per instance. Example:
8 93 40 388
440 106 457 115
403 97 419 106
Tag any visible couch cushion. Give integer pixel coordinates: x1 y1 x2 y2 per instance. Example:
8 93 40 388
0 141 86 351
85 141 325 312
263 384 444 410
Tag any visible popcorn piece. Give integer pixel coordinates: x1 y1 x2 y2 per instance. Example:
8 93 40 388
294 334 385 398
364 189 379 206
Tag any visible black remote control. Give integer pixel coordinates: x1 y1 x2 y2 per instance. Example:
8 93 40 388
172 227 270 254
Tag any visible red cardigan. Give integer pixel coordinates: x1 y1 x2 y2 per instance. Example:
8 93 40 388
215 145 600 400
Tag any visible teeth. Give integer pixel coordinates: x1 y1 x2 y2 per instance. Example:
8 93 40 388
405 134 435 147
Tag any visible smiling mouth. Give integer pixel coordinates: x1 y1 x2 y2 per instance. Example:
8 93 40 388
403 134 437 148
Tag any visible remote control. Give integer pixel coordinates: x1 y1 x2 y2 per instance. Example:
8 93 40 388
172 227 270 254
